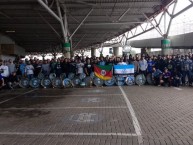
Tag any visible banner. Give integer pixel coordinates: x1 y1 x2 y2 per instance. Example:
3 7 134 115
114 65 134 74
94 65 113 80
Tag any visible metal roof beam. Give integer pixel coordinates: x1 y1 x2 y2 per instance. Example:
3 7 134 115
84 22 144 26
118 8 131 22
142 12 163 37
37 12 63 42
70 8 93 39
37 0 61 22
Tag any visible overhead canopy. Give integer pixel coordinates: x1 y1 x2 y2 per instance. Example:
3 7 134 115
0 0 172 52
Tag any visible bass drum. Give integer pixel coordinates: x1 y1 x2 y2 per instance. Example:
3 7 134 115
135 74 146 86
63 78 72 88
52 78 62 88
93 77 104 87
72 77 81 86
125 75 135 86
68 73 75 80
41 77 52 88
84 76 93 87
90 72 95 79
38 73 44 80
146 74 153 85
115 76 125 86
49 73 56 81
30 78 40 88
104 76 116 86
79 73 86 80
60 73 66 80
19 78 30 88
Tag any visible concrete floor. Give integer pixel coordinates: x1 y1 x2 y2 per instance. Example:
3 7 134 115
0 86 193 145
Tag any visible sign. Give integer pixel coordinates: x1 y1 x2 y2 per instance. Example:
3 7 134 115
161 39 171 49
114 65 134 74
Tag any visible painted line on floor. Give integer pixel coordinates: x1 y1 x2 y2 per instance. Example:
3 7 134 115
119 86 143 145
0 132 137 137
0 89 37 105
173 87 183 91
0 106 128 110
34 94 122 97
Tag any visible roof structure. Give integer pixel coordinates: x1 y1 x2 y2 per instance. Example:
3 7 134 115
0 0 173 52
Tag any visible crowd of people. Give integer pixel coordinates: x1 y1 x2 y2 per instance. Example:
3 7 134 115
0 52 193 89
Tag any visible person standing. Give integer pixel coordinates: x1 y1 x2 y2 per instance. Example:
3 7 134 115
0 60 9 84
55 59 62 77
25 61 34 80
139 56 148 76
84 59 92 76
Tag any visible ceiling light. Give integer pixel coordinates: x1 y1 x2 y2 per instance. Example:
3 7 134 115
5 30 15 33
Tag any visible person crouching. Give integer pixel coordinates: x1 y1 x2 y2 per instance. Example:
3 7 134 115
162 68 172 87
8 72 19 89
152 67 162 86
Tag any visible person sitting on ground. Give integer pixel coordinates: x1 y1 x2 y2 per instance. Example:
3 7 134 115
152 67 162 86
162 68 172 87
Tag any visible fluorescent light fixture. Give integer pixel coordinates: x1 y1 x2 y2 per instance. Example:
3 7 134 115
5 30 15 33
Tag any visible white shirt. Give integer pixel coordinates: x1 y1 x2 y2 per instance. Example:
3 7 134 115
76 63 84 74
139 59 148 71
25 65 34 75
0 65 9 77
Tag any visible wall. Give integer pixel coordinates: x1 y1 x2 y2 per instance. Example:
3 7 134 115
0 33 26 57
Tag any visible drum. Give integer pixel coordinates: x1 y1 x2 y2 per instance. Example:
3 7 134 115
72 77 81 86
79 73 86 80
41 77 52 88
125 75 135 86
68 73 75 80
84 76 93 87
30 78 40 88
115 76 125 86
104 76 116 86
63 78 72 88
146 74 153 85
49 73 56 81
19 78 30 88
52 77 62 88
90 72 95 79
93 77 104 87
135 74 146 86
38 73 44 80
60 73 66 80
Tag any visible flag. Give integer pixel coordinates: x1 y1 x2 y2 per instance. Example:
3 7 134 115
94 65 113 80
114 65 134 74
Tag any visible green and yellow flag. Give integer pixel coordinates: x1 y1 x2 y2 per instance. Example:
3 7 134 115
94 65 113 80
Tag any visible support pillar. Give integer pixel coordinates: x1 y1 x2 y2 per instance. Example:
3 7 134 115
113 47 119 56
91 48 96 57
64 52 71 58
161 39 173 56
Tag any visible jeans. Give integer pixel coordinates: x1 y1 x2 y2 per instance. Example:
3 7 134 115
182 71 191 84
27 74 34 80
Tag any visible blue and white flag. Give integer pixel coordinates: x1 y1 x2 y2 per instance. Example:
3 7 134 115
114 65 134 74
